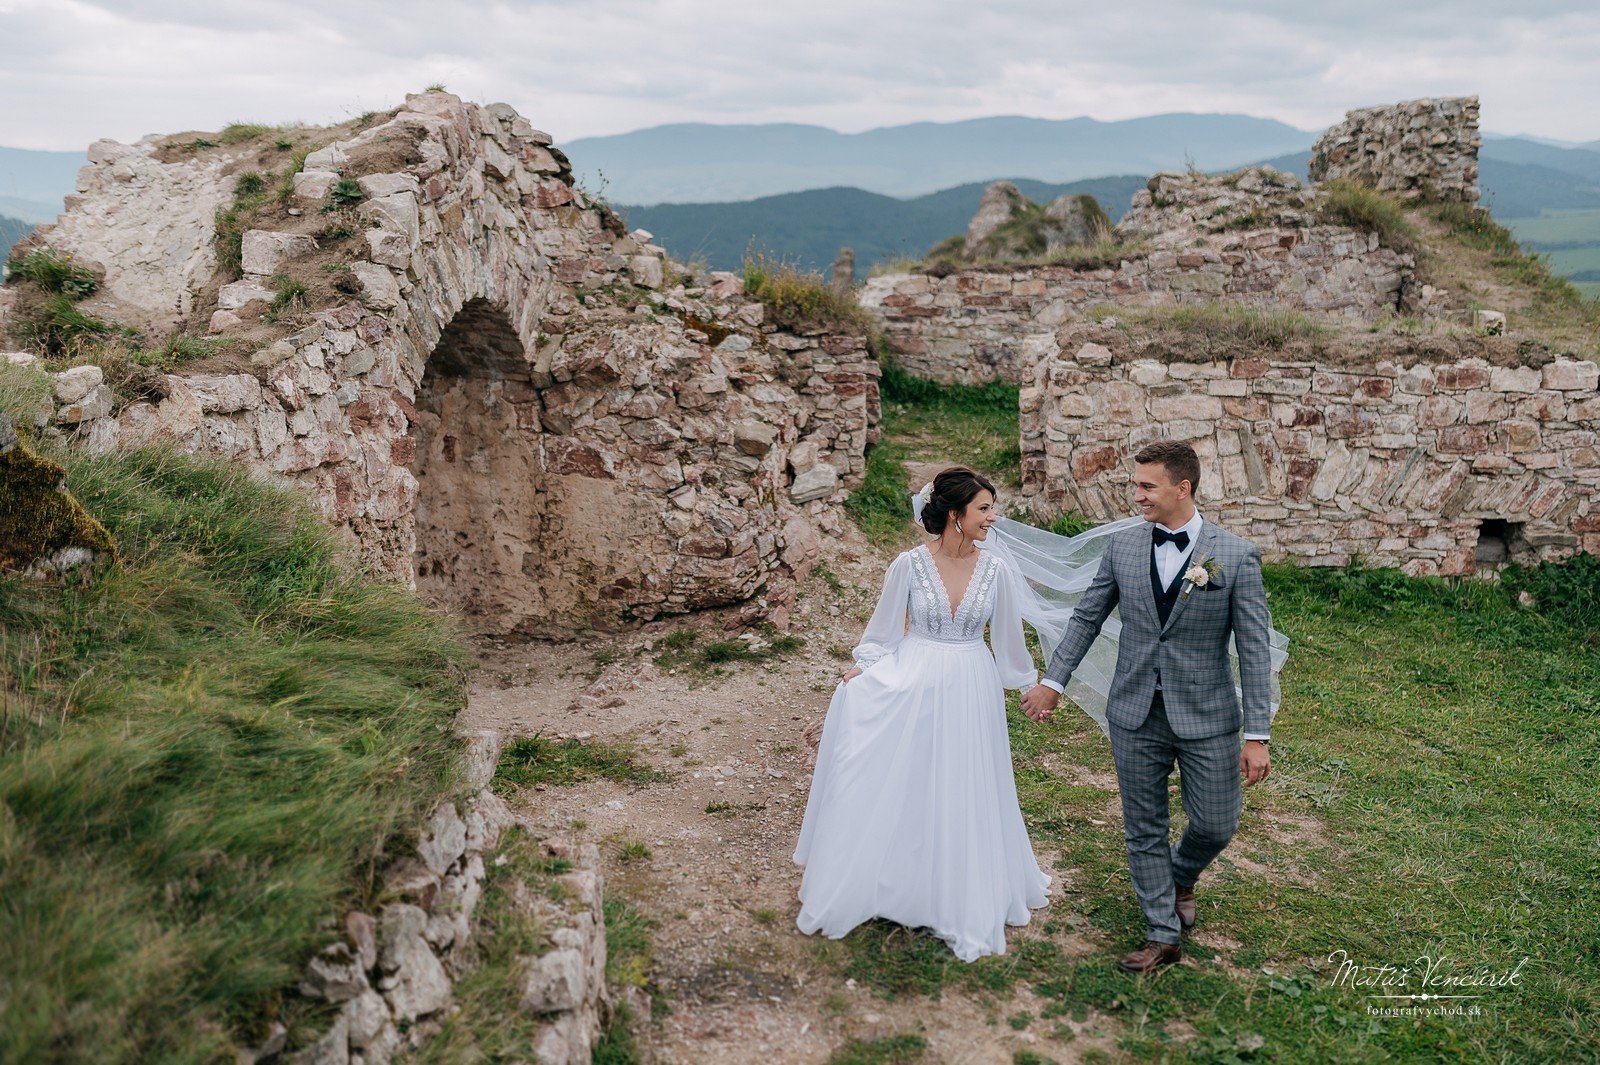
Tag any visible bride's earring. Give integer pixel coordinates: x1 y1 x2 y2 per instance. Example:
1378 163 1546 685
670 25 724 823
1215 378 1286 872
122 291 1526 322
955 519 964 535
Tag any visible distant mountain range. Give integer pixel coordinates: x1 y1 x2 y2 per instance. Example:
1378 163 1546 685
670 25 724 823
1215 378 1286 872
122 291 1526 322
622 176 1150 276
567 114 1319 205
624 139 1600 273
5 118 1600 278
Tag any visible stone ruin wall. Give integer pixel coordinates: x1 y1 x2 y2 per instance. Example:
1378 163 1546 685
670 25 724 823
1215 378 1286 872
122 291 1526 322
862 172 1428 387
1310 96 1480 204
862 224 1415 387
6 92 878 635
1019 326 1600 576
862 96 1484 388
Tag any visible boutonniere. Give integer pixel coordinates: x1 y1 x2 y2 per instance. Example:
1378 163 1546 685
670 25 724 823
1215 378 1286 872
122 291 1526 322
1180 555 1222 599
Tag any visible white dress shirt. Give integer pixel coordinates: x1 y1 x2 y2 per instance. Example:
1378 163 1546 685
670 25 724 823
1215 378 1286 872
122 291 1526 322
1153 510 1203 590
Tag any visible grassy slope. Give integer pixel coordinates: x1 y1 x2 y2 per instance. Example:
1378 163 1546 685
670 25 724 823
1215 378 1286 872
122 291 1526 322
0 421 471 1063
1417 201 1600 358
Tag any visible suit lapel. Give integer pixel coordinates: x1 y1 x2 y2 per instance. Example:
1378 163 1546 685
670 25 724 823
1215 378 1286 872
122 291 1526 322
1124 529 1163 628
1160 520 1216 635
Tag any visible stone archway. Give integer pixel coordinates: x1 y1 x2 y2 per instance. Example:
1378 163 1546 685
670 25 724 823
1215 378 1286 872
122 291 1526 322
409 298 546 627
36 92 880 636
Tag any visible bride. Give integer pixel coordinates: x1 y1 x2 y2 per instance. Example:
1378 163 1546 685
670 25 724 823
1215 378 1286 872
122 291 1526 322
793 466 1051 962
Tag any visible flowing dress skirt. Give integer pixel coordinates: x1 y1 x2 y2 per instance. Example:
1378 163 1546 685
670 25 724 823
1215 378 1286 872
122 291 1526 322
793 634 1051 962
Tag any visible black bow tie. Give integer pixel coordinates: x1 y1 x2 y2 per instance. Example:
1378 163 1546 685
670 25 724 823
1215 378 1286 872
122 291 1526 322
1152 527 1190 550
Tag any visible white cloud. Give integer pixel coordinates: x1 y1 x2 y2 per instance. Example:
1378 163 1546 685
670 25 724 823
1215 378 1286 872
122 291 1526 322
1 0 1597 149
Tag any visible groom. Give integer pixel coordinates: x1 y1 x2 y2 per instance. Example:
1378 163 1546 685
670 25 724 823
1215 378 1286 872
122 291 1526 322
1021 441 1274 974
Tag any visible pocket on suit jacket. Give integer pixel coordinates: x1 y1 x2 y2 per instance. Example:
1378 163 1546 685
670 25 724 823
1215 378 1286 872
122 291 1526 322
1182 668 1230 687
1184 587 1228 609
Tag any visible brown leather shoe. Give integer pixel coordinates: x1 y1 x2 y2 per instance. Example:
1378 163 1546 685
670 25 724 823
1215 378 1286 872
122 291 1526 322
1117 940 1182 974
1175 884 1196 931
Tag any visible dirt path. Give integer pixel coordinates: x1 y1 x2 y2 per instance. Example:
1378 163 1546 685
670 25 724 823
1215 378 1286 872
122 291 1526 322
458 530 1125 1064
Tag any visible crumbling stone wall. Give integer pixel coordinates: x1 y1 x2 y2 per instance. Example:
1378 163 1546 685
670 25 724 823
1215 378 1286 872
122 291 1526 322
254 730 612 1065
861 166 1423 386
1310 96 1480 204
863 96 1486 387
10 93 878 634
1019 325 1598 576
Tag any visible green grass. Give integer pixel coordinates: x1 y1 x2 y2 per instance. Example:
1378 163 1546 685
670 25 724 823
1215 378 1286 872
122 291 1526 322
214 171 279 280
1113 302 1332 356
1029 512 1095 537
1432 202 1597 317
652 625 806 677
8 293 117 359
845 343 1024 545
616 838 652 862
1013 1052 1059 1065
743 251 873 334
824 1032 928 1064
1497 552 1600 631
1046 236 1129 271
0 442 472 1064
124 334 219 373
826 555 1600 1063
592 1000 643 1065
4 248 98 298
1316 180 1416 251
491 734 666 791
0 360 53 426
605 895 658 992
844 433 916 546
264 272 309 323
880 349 1023 476
218 123 275 145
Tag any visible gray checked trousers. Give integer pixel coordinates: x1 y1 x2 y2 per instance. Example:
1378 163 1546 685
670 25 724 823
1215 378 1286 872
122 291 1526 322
1109 693 1242 945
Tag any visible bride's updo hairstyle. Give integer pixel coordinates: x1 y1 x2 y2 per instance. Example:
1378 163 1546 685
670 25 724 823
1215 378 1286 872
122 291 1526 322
921 467 996 536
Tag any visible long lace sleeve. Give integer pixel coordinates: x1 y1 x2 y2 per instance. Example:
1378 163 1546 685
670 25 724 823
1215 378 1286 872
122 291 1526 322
989 556 1040 690
852 552 912 670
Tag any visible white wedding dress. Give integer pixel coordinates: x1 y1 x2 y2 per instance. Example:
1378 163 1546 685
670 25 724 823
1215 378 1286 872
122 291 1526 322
793 543 1051 962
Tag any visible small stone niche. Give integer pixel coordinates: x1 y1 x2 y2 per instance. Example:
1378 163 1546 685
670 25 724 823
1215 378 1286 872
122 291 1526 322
1474 518 1525 568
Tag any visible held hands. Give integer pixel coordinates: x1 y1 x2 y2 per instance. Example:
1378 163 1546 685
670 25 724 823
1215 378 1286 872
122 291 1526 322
1021 685 1060 722
1240 740 1271 787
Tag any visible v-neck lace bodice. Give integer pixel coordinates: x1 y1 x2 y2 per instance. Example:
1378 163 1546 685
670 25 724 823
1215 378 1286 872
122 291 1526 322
910 545 994 641
849 545 1037 689
922 544 979 619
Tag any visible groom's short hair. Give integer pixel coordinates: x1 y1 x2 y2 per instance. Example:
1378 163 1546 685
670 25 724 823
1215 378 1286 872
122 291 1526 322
1134 441 1201 499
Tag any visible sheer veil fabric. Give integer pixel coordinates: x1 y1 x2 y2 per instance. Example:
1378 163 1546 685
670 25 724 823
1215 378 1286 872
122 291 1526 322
981 516 1290 732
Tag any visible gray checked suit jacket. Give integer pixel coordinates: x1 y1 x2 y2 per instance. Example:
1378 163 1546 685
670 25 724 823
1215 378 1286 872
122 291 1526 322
1043 519 1274 739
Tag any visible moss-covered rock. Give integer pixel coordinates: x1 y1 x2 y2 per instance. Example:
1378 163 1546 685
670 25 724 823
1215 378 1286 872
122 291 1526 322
931 181 1117 267
0 419 115 573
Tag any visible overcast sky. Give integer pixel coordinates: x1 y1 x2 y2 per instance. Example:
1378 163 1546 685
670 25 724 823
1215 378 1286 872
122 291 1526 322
2 0 1597 150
